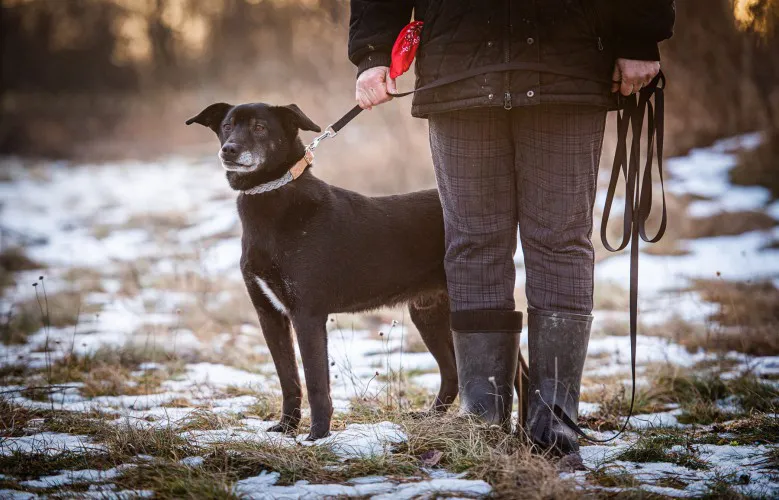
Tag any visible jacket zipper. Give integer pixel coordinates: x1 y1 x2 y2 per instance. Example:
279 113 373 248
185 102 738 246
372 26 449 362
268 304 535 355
503 0 512 110
580 0 604 52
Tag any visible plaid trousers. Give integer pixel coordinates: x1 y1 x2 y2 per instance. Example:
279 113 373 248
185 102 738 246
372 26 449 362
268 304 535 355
429 105 607 315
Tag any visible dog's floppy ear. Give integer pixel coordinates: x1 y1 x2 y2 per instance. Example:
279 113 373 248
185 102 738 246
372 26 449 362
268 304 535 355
186 103 233 133
272 104 322 133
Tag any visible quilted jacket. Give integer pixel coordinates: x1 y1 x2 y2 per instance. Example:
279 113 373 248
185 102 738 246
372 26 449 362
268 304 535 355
348 0 675 116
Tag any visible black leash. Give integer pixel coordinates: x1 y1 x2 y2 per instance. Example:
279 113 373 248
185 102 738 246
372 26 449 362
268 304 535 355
555 71 667 442
324 62 615 138
314 66 667 442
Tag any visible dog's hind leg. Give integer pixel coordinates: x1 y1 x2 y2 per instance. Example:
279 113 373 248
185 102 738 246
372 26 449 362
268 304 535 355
409 292 458 412
290 313 333 441
244 276 302 434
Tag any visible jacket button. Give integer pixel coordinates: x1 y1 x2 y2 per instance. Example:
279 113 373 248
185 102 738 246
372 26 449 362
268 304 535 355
527 90 535 98
527 37 534 45
488 93 494 100
487 41 494 48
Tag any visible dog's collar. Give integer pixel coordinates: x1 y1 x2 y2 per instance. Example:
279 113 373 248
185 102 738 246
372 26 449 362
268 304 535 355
242 150 314 195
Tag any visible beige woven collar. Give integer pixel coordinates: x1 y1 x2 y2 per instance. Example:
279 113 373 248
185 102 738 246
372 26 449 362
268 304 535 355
242 150 314 195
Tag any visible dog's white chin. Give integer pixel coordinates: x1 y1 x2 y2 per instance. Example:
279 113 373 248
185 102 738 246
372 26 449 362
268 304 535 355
221 161 259 173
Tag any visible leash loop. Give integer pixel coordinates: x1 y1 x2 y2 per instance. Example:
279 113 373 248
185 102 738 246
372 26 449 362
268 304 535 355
559 71 666 444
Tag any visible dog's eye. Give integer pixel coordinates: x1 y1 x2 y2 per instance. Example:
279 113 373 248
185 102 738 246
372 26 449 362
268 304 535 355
254 124 266 133
223 123 232 132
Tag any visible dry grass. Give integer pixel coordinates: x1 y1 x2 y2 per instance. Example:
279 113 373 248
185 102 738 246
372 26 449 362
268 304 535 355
581 365 778 429
593 281 631 311
655 367 777 424
0 451 116 482
22 345 185 398
691 279 779 355
723 413 779 445
60 267 106 294
397 412 579 499
92 211 194 241
686 211 777 239
0 247 42 271
80 362 167 398
580 384 672 432
635 279 779 356
0 290 82 345
615 429 709 470
114 461 236 499
732 129 779 200
0 398 113 438
177 409 241 432
2 390 777 498
142 270 261 339
642 314 710 350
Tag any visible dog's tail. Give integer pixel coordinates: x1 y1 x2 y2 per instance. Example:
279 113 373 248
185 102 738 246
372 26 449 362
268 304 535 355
515 350 530 429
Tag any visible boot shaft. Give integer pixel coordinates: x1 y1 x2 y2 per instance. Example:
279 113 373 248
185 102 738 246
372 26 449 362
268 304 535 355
526 308 592 454
451 309 522 429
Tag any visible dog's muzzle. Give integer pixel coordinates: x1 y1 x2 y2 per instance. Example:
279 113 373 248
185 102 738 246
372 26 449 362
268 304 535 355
219 151 258 173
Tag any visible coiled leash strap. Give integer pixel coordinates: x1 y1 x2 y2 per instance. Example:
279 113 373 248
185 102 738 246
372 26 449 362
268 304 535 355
312 67 667 443
555 71 667 443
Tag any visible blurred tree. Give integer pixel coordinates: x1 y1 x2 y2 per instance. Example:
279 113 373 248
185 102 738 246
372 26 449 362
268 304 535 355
735 0 779 127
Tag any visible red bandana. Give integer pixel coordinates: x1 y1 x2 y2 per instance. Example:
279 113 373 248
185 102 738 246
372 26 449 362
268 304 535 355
390 21 424 79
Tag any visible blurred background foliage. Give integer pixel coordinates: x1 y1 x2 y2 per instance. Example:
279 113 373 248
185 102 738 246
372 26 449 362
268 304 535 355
1 0 778 193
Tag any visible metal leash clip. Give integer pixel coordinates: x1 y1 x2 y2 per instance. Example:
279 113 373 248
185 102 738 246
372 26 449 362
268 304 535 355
306 125 338 152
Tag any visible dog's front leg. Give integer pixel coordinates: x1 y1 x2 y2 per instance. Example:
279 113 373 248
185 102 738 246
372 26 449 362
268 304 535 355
244 275 302 434
290 313 332 440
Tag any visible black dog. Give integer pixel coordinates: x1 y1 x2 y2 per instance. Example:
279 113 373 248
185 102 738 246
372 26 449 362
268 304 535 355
187 102 526 440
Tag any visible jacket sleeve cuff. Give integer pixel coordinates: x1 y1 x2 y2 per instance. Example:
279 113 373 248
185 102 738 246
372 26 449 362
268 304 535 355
356 51 392 77
616 39 661 61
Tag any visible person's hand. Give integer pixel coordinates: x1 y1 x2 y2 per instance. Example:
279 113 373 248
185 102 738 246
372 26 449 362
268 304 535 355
356 66 397 110
611 58 660 96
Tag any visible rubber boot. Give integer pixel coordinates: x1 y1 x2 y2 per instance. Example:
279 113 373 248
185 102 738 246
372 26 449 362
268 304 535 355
526 308 592 455
451 310 522 431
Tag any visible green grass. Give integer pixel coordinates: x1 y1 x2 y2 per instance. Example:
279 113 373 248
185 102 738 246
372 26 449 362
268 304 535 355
697 473 752 500
723 413 779 445
652 368 777 424
580 383 671 431
115 461 236 499
615 430 709 470
0 451 115 480
18 346 188 398
3 361 775 499
588 465 642 488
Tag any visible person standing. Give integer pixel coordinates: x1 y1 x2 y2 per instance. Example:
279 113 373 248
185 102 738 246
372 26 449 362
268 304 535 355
348 0 674 455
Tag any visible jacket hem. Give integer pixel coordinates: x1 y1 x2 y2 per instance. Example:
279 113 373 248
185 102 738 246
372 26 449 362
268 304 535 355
411 93 615 118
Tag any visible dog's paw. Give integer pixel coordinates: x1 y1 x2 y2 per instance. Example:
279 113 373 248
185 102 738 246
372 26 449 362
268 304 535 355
304 430 331 441
407 410 433 420
267 422 297 435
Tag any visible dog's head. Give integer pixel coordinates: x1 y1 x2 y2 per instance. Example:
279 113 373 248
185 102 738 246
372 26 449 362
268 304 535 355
186 102 320 189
